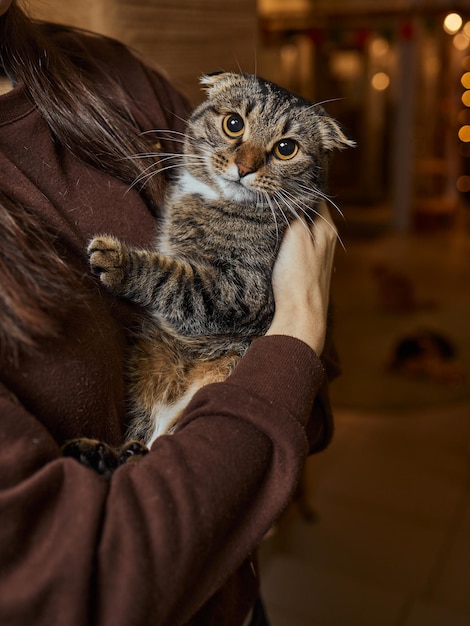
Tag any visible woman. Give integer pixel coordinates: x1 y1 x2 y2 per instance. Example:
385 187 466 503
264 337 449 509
0 1 339 624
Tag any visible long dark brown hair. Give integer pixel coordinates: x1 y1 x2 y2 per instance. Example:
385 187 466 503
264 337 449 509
0 2 168 357
0 189 79 355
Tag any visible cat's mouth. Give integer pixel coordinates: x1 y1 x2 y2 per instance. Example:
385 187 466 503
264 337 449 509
217 175 257 202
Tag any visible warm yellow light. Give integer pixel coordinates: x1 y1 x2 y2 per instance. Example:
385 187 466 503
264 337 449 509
371 72 390 91
462 72 470 89
462 90 470 106
458 125 470 142
464 22 470 38
444 12 463 34
370 37 389 58
453 33 469 51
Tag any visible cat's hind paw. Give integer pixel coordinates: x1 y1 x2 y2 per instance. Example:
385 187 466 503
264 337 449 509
118 440 150 465
88 235 127 290
61 437 120 479
61 438 150 478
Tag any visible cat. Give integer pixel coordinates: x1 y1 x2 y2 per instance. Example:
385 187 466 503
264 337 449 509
62 71 353 474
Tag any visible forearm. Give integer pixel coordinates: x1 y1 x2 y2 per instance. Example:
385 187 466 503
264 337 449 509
0 336 323 626
265 296 327 355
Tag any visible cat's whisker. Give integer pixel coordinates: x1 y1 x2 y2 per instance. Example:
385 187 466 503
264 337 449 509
232 53 244 77
262 192 280 242
129 146 212 189
148 152 207 161
288 187 341 228
159 154 208 165
140 129 192 140
279 189 312 215
138 129 194 151
128 162 189 192
306 97 344 111
295 183 346 222
147 138 188 147
276 189 315 224
269 193 291 232
126 154 206 188
168 111 194 129
311 208 346 251
140 129 195 150
126 154 182 186
277 189 346 250
122 153 203 169
124 153 178 163
124 153 160 161
273 192 313 239
301 200 346 251
128 162 163 189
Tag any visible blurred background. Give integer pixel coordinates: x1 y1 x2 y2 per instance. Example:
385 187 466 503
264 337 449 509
25 1 470 624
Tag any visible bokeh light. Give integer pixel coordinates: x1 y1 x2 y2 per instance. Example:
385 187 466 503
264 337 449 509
462 72 470 89
458 125 470 142
444 12 463 34
369 37 389 58
371 72 390 91
453 33 469 51
457 175 470 192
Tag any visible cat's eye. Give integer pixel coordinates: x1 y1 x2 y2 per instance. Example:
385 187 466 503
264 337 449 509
273 139 299 160
222 114 245 138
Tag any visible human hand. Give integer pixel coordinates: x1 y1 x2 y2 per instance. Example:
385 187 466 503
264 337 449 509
266 201 337 355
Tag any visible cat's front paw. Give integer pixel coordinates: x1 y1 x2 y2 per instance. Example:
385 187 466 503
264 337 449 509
88 235 127 290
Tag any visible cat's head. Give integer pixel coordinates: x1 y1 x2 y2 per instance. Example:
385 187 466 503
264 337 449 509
184 72 354 215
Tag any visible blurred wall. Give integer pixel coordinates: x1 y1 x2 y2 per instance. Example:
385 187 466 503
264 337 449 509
24 0 258 105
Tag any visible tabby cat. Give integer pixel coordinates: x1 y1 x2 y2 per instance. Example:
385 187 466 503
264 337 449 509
63 72 353 473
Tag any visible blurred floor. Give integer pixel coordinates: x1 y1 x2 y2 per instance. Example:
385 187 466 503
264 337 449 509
260 205 470 626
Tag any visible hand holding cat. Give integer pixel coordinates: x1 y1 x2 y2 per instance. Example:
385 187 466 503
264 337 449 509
266 201 337 355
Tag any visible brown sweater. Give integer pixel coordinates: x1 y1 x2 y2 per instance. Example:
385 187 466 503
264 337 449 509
0 30 337 626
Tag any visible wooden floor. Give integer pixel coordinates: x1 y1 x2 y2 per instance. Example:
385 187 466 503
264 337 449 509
260 213 470 625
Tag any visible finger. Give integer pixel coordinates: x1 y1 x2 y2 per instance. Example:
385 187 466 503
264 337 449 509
311 201 338 246
316 199 332 220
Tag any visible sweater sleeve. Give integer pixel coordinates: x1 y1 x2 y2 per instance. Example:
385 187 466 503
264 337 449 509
0 335 325 626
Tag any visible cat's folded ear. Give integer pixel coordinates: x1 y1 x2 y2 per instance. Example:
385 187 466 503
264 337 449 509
200 71 237 91
319 116 356 151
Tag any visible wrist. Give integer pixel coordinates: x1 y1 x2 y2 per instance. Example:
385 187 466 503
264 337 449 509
266 305 326 355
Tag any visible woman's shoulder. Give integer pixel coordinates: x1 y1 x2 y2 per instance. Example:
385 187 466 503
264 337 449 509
43 23 141 77
42 23 190 128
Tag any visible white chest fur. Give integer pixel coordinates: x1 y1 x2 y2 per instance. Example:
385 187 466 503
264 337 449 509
174 170 220 202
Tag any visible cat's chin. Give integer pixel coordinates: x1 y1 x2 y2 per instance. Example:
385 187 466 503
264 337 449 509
217 177 257 203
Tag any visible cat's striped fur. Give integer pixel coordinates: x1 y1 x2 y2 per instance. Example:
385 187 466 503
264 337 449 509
88 72 353 445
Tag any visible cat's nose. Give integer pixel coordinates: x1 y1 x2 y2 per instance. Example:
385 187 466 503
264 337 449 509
236 161 255 178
